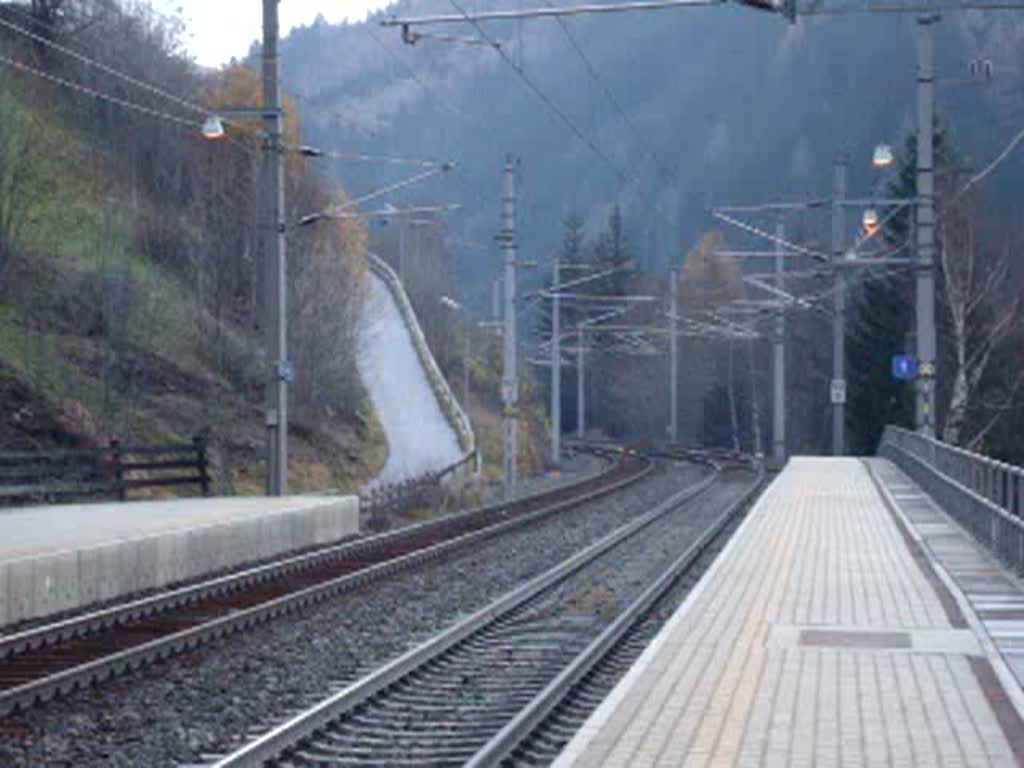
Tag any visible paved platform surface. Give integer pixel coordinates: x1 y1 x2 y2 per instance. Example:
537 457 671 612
555 457 1024 767
0 495 358 627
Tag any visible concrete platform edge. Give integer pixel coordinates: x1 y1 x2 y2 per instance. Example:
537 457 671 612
0 496 359 629
552 467 784 767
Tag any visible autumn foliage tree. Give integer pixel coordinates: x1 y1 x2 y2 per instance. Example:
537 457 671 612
678 232 752 450
0 6 370 476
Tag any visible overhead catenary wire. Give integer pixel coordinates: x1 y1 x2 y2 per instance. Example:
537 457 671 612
538 0 681 188
297 145 449 168
363 21 481 127
385 0 721 26
314 164 455 220
712 210 831 261
0 17 448 171
446 0 630 185
949 123 1024 202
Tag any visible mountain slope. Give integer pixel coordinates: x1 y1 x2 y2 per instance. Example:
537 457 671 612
281 2 1024 307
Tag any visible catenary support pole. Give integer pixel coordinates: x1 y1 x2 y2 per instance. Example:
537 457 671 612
550 257 561 465
772 221 786 467
577 324 585 439
669 266 679 444
263 0 288 495
916 15 938 436
747 337 763 457
500 155 518 493
463 326 470 410
398 216 407 284
832 155 847 456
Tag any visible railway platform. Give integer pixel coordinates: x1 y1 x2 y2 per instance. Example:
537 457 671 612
0 495 358 628
555 456 1024 767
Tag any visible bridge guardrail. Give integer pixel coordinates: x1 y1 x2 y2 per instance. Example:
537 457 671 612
879 425 1024 575
363 250 477 477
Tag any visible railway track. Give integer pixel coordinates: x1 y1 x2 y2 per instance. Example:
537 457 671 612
0 450 652 717
210 456 762 768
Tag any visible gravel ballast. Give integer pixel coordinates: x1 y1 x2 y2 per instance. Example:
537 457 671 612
0 461 708 766
275 470 757 766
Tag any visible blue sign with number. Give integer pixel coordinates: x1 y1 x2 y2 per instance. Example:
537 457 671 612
892 355 918 381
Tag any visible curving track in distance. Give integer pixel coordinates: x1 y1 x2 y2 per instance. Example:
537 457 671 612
209 453 763 768
0 450 650 718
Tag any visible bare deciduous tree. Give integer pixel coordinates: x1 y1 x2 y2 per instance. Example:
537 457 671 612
938 182 1023 447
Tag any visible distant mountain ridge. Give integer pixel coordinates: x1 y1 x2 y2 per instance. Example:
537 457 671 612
279 1 1024 305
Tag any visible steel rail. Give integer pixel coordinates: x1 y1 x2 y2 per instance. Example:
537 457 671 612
0 452 650 716
467 463 765 766
210 461 736 767
0 451 614 659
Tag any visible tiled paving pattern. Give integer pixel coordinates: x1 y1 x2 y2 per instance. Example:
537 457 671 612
869 458 1024 704
554 457 1022 767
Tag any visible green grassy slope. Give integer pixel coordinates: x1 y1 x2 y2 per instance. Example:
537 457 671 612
0 87 386 495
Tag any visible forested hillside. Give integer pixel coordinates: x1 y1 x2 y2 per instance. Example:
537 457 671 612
278 2 1024 458
281 2 1023 284
0 1 384 493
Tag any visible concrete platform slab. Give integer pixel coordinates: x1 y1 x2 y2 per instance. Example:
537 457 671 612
555 457 1024 768
0 495 358 628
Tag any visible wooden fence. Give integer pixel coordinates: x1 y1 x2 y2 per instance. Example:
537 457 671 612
0 437 211 504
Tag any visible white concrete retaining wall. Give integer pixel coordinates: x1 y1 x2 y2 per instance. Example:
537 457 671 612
363 251 477 469
0 495 358 628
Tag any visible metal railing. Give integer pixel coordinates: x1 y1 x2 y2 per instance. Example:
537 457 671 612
878 426 1024 574
359 452 477 526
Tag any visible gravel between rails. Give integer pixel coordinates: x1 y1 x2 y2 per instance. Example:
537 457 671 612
0 461 707 767
274 470 756 767
506 486 757 766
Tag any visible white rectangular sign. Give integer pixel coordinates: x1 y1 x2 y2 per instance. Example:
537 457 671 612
831 378 847 405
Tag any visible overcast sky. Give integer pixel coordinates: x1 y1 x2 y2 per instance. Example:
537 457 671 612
153 1 390 67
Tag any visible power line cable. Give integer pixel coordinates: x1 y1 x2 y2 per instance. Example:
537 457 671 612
950 123 1024 201
446 0 628 185
0 14 208 118
1 18 444 167
0 51 202 129
538 0 680 186
0 10 257 154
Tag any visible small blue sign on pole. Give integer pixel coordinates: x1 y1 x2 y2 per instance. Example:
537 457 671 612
892 355 918 381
